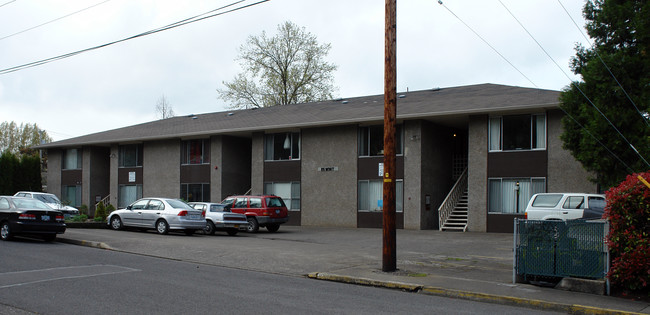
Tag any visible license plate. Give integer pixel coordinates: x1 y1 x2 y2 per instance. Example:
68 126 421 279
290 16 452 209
234 225 239 228
189 215 201 220
41 215 50 221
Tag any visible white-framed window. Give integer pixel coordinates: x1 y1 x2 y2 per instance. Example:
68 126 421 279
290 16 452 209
489 114 546 151
62 148 82 170
358 179 403 212
264 132 300 161
61 185 81 207
119 144 143 167
180 183 210 202
264 182 300 210
488 177 545 213
358 125 403 157
118 184 142 208
181 139 209 165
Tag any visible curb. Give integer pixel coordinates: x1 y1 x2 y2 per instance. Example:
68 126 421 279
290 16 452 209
57 238 112 250
307 272 644 315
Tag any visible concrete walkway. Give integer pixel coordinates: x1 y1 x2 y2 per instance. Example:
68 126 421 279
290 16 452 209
58 226 649 314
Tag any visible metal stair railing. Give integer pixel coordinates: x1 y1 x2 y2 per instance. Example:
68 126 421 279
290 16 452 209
438 168 468 231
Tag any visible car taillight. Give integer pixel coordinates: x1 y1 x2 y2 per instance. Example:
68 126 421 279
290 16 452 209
56 215 65 222
524 212 528 220
262 211 269 216
19 213 36 220
201 211 206 218
177 210 188 216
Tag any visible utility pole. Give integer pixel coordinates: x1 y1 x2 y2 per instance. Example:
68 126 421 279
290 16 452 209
382 0 397 272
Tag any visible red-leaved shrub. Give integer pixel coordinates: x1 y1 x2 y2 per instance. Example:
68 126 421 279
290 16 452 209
604 172 650 292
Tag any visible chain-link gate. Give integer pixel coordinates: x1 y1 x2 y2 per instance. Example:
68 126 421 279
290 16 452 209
513 219 609 285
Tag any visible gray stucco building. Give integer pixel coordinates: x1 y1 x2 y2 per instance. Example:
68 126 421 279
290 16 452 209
38 84 597 232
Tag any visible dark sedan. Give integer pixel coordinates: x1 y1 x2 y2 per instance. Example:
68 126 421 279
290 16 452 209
0 196 66 242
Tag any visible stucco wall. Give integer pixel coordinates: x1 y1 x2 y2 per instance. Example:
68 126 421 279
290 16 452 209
301 126 358 227
403 121 423 229
143 140 180 197
109 145 119 208
251 132 264 195
547 110 597 193
46 149 62 198
468 115 488 232
210 136 223 202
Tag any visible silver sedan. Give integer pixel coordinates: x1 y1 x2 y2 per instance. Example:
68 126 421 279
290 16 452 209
107 198 205 235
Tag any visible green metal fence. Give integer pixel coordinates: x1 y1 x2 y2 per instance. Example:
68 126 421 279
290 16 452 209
514 219 609 282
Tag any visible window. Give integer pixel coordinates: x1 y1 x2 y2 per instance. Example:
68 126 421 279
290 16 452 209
489 114 545 151
62 148 82 169
488 178 545 213
234 198 248 208
0 198 9 210
119 144 143 167
249 197 262 208
358 179 403 212
118 185 142 208
61 185 81 207
264 132 300 161
264 182 300 210
181 139 209 165
359 125 403 157
563 196 585 209
180 183 210 202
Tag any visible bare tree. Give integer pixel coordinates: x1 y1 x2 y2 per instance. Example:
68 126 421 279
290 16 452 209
218 21 337 109
155 95 175 119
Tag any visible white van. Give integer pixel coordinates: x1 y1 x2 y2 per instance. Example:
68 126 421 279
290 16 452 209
524 193 606 221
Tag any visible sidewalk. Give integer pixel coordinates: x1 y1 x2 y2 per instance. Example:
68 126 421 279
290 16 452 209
58 226 649 314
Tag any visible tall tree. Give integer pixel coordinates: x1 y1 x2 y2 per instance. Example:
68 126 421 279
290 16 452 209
0 121 52 155
218 21 337 109
560 0 650 188
155 95 175 119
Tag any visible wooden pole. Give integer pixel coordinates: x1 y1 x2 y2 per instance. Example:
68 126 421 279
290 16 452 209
382 0 397 272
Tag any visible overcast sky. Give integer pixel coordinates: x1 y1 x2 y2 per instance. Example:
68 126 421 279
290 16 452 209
0 0 589 141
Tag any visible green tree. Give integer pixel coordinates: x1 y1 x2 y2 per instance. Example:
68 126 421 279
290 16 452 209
218 21 337 109
0 151 19 195
0 121 52 155
560 0 650 188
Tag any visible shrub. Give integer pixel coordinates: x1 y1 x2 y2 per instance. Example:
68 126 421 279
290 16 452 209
94 202 107 222
106 203 115 214
79 204 88 216
71 214 88 222
604 171 650 292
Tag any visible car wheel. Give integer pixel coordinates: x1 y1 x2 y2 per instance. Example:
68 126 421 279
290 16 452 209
204 221 215 235
226 229 238 236
184 229 195 236
266 224 280 233
0 222 13 241
110 216 123 230
247 217 259 233
42 234 56 242
156 220 169 235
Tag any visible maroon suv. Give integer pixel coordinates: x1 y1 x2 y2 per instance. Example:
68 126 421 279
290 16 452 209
221 195 289 233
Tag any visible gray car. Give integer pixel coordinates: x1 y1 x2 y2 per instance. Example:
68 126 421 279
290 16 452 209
107 198 205 235
189 202 248 236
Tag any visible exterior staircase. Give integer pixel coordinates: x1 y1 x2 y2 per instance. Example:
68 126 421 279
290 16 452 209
440 190 468 231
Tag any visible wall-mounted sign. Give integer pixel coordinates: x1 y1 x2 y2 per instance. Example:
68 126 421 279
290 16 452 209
128 171 136 183
317 167 339 172
378 163 384 177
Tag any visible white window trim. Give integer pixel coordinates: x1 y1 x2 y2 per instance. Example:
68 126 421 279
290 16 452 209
488 114 547 152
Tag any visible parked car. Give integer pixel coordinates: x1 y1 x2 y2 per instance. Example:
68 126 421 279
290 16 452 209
189 202 248 236
14 191 79 218
525 193 606 221
221 195 289 233
107 198 205 235
0 196 66 241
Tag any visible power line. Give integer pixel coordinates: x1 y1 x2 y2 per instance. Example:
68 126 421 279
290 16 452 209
0 0 16 9
436 0 537 88
497 0 649 169
0 0 270 75
0 0 112 41
556 0 650 129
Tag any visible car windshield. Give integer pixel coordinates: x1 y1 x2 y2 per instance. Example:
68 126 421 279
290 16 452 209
531 194 563 207
265 197 285 207
35 194 60 204
13 198 52 210
167 199 194 210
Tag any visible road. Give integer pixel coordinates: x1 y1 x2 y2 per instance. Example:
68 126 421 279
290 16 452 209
0 235 561 315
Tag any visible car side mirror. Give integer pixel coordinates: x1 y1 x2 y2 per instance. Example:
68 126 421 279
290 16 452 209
126 205 132 210
223 205 232 212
